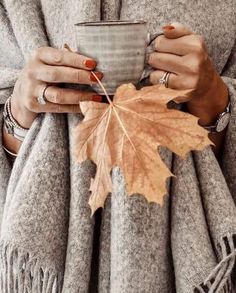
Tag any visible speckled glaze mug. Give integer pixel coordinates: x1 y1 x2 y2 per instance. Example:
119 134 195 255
74 20 159 95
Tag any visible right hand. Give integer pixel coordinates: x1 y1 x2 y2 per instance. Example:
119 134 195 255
11 46 104 129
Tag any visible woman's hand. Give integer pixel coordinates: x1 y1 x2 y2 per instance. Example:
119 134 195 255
11 46 103 129
148 23 229 126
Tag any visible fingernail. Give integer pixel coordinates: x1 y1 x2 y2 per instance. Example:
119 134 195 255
92 95 102 102
90 71 104 82
162 25 175 30
84 59 97 69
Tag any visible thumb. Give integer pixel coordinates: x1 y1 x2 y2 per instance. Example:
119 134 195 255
162 22 194 39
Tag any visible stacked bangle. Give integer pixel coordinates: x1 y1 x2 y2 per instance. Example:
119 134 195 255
3 95 29 141
2 145 18 157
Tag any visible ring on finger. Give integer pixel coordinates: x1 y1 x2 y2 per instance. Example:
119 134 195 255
159 71 171 88
37 84 50 105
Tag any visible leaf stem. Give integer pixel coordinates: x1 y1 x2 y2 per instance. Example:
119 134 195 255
112 106 138 155
91 72 113 105
62 44 112 105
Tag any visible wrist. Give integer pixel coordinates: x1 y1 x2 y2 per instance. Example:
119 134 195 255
186 75 229 126
11 93 37 129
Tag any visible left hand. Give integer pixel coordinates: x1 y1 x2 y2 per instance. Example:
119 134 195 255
148 22 229 126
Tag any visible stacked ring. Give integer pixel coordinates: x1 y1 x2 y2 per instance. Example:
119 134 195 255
37 85 50 105
159 72 171 88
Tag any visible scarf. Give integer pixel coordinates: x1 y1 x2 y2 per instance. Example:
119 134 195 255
0 0 236 292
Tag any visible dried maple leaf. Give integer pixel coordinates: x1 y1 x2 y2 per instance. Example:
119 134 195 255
72 83 212 216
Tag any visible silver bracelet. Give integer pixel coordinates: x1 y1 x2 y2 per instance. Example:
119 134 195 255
2 145 18 157
3 95 29 141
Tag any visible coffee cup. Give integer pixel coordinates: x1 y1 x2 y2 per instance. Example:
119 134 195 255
74 20 160 95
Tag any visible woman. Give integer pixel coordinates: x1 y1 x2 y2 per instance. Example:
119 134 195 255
0 0 236 292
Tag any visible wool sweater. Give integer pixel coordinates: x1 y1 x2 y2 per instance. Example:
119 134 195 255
0 0 236 292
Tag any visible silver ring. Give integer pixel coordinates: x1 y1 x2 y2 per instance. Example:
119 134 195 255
159 72 171 88
37 85 50 105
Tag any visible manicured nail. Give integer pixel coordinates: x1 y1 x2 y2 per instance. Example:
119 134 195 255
92 95 102 102
84 59 97 69
90 71 104 82
162 25 175 30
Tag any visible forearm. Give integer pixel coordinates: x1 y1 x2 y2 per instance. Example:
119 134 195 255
1 95 33 161
187 74 229 159
187 102 228 159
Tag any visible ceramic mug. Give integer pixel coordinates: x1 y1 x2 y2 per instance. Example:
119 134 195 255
74 20 160 95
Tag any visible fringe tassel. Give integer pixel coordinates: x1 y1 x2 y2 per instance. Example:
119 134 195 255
0 241 63 293
194 233 236 293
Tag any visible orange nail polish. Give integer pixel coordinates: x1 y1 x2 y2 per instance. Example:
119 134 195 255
92 95 102 102
90 71 104 82
84 59 97 69
162 25 175 30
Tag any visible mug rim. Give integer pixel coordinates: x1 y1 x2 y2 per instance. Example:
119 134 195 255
74 20 147 26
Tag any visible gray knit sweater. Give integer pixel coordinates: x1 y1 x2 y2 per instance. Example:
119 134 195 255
0 0 236 292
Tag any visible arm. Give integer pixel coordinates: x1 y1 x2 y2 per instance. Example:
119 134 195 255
148 23 231 158
1 2 103 164
188 37 236 160
0 69 24 162
187 37 236 161
1 45 104 161
186 72 229 160
0 2 24 163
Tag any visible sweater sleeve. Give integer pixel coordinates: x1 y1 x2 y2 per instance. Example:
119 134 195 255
0 2 25 102
221 38 236 79
219 37 236 200
221 76 236 201
0 3 24 198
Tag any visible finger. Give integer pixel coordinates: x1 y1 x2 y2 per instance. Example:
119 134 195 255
149 70 192 102
154 34 206 56
34 64 103 85
39 103 82 113
162 22 194 39
148 52 184 74
149 70 180 89
33 46 97 70
37 85 102 104
29 98 82 113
